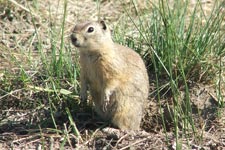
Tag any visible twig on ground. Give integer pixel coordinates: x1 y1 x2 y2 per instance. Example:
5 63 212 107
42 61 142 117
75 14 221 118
115 133 129 148
119 136 151 150
8 0 30 13
84 128 101 145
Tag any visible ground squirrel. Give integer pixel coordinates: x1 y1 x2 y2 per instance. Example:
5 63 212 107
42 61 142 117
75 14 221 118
71 20 149 130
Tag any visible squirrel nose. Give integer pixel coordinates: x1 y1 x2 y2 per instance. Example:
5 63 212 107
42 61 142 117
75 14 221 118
71 34 77 44
71 34 80 47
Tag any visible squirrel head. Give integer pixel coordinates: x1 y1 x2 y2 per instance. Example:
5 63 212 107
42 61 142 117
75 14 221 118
71 20 112 51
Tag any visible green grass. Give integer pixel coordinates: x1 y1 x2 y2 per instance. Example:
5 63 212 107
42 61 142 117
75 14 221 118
0 0 224 149
114 0 224 149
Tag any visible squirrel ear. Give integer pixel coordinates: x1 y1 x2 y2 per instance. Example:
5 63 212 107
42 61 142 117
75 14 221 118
99 20 107 30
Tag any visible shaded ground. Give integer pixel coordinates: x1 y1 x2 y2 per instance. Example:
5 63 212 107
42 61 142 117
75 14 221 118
0 0 224 149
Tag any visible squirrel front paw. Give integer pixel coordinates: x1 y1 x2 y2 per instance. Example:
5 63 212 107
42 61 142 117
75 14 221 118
103 94 110 112
102 89 113 112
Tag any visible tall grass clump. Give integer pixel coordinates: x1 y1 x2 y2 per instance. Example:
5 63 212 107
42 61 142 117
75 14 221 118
29 0 81 137
33 1 79 83
115 0 224 148
0 1 81 145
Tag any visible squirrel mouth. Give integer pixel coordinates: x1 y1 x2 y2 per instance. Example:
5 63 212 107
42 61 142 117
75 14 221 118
74 43 81 47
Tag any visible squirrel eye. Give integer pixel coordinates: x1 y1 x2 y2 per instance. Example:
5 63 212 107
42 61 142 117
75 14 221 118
87 27 94 33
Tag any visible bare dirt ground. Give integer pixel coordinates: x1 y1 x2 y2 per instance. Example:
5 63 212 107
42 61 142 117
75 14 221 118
0 0 225 149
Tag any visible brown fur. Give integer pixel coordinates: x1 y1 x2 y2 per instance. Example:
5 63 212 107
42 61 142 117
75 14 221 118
71 21 149 130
